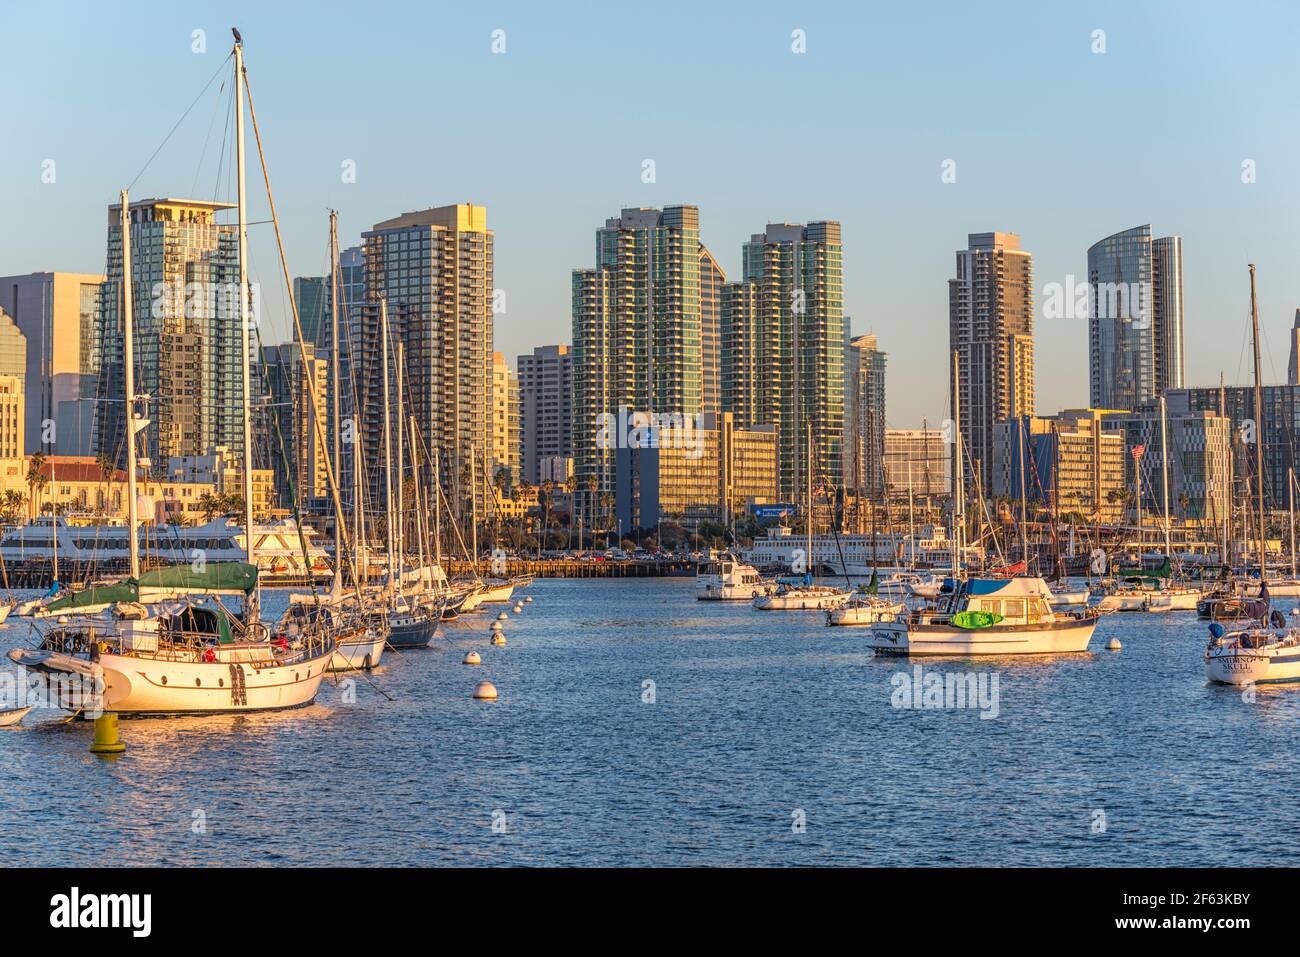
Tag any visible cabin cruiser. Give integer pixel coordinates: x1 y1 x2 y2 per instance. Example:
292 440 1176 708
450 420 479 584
697 553 769 600
753 579 852 611
866 576 1100 656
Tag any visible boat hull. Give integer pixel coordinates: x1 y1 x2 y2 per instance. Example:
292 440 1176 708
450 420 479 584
827 602 904 626
387 614 442 648
754 591 851 611
867 617 1098 656
327 630 387 671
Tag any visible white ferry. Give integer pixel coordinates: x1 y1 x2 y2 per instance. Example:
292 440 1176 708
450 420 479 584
696 552 769 600
742 524 983 573
0 516 332 583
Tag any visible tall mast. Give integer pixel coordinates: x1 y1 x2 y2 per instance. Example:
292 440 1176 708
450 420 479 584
380 299 395 604
1019 417 1028 566
233 35 253 574
1289 467 1296 581
329 211 342 594
120 190 141 580
951 350 965 577
396 339 405 574
1159 395 1171 558
1249 264 1267 578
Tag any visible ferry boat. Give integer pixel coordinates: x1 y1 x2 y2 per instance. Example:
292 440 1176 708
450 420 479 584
696 552 768 600
0 516 332 584
741 524 984 573
866 577 1100 656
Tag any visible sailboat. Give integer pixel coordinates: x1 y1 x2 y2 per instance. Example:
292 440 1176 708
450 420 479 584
1204 265 1300 684
8 34 340 714
826 570 904 625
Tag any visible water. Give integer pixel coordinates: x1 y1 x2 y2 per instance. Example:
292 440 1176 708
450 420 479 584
1 578 1297 866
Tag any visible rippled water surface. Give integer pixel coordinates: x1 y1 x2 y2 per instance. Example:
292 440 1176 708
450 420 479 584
1 578 1297 866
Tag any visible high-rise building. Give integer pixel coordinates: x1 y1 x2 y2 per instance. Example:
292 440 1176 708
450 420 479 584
949 231 1035 495
699 244 726 417
844 332 887 499
0 272 104 454
358 204 493 517
1102 405 1231 524
722 220 845 501
490 352 520 484
292 275 331 349
0 376 23 460
1288 310 1300 386
883 428 949 501
1087 225 1184 409
517 344 573 485
91 198 246 473
572 205 703 516
991 410 1126 522
0 307 25 379
261 342 329 510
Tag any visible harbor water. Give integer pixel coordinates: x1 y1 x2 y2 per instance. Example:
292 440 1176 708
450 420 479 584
1 577 1296 866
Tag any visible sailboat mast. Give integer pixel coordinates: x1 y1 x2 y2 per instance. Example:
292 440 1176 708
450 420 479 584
1019 418 1028 566
329 211 342 593
951 350 965 577
119 190 141 581
396 340 405 574
1160 395 1171 558
1290 467 1296 581
233 37 256 584
380 298 395 603
1249 263 1267 578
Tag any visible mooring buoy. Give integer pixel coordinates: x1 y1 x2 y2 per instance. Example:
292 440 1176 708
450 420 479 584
491 633 506 645
89 713 125 755
497 611 509 621
463 650 481 665
474 681 498 700
1107 638 1122 651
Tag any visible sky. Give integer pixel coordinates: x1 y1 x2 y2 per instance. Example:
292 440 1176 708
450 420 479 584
2 0 1299 430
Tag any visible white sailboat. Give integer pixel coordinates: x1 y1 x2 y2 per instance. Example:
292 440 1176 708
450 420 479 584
9 35 339 714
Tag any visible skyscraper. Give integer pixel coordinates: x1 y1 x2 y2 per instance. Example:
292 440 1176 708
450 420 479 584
358 204 493 517
517 344 573 485
1086 225 1184 409
722 221 845 501
844 333 887 499
261 342 329 509
490 352 519 484
91 198 246 472
1288 310 1300 386
949 231 1035 495
571 205 702 516
699 244 726 417
0 271 105 454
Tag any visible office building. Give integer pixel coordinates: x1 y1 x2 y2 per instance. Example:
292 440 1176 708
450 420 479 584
518 344 573 485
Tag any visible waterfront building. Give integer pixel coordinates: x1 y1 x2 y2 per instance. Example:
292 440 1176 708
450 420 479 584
1087 225 1184 409
491 351 520 484
722 220 845 501
1102 405 1231 525
949 232 1035 497
614 411 778 530
844 332 887 500
991 409 1126 523
90 198 246 471
358 204 493 517
883 428 950 502
699 244 726 417
0 272 104 455
167 446 275 520
572 205 703 518
0 376 23 460
517 344 573 486
539 455 573 485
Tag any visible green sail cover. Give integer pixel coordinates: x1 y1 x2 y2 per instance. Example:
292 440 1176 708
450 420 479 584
44 562 258 612
1115 556 1172 581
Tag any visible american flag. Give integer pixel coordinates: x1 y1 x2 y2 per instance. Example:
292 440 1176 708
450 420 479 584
1131 443 1147 460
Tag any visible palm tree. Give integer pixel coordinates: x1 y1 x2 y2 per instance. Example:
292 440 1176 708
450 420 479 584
563 475 577 549
26 451 48 520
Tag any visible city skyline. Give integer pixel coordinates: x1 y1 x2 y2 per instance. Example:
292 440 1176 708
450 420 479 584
3 2 1300 432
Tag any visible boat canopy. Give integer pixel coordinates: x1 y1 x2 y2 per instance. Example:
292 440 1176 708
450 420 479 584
43 563 258 613
1115 556 1172 581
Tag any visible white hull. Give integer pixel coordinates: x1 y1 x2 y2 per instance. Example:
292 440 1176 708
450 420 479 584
698 582 766 601
867 618 1097 656
754 590 851 611
0 706 32 726
0 603 11 625
327 631 386 672
1047 590 1089 606
1205 632 1300 685
479 582 515 603
1099 588 1199 612
827 601 904 626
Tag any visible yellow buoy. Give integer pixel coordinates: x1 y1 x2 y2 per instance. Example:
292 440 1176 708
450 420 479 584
89 713 125 755
463 650 481 665
1106 638 1122 651
474 681 498 700
491 633 506 645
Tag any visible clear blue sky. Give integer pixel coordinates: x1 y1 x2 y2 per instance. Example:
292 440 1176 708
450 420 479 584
2 0 1298 429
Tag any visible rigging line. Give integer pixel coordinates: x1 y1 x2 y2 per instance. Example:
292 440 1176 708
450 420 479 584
189 77 228 198
127 53 232 192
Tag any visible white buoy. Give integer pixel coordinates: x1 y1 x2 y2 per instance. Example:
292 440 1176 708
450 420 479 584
1291 608 1299 616
524 596 533 603
462 651 481 665
490 620 503 632
513 604 523 613
473 681 498 700
491 633 506 646
497 611 509 621
1107 638 1122 651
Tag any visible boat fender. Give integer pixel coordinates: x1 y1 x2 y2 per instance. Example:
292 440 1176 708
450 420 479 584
1208 622 1225 640
1270 610 1286 629
203 648 216 663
